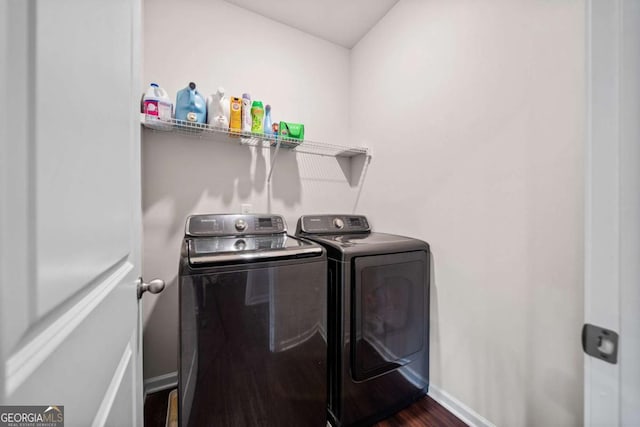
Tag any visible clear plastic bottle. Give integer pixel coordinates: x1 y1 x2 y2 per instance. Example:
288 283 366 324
263 104 273 136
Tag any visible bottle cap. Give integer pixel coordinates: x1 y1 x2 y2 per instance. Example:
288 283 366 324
189 82 196 90
265 104 271 112
242 93 251 100
150 83 159 87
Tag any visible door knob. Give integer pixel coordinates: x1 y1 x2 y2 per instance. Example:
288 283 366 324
137 277 166 299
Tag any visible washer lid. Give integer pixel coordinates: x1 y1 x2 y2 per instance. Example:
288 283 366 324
187 234 323 265
303 232 429 258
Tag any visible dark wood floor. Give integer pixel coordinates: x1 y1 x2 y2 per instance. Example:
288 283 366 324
373 397 467 427
144 389 467 427
144 388 172 427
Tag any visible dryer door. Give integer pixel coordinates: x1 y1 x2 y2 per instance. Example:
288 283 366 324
351 251 429 381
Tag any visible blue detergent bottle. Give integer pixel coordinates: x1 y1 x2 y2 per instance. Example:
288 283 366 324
263 104 273 136
175 82 207 124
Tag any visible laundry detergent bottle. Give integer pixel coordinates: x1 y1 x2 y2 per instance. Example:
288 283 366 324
143 83 173 129
206 87 229 129
175 82 207 124
250 100 264 134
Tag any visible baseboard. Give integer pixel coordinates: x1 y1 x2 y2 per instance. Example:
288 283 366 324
428 383 496 427
144 371 178 400
142 372 493 427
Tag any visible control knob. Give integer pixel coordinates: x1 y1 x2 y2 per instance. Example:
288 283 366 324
333 218 344 229
235 218 247 232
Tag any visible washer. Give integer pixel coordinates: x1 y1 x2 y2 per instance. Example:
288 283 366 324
296 214 430 427
179 213 327 427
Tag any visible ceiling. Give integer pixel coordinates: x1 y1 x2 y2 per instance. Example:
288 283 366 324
223 0 399 48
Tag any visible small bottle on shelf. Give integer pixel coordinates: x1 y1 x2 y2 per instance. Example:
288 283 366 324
229 97 242 132
241 93 252 133
251 101 264 134
263 104 273 136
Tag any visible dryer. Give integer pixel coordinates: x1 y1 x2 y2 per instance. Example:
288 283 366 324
296 214 430 427
179 213 327 426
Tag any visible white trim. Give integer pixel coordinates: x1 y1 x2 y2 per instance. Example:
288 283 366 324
143 371 489 426
584 0 594 420
428 383 496 427
92 343 133 427
618 2 640 424
585 1 624 425
4 261 134 395
0 0 8 403
144 371 178 399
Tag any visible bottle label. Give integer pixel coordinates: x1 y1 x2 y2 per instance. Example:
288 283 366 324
230 101 242 131
251 108 264 133
145 100 172 122
242 103 252 131
144 100 159 117
158 102 172 121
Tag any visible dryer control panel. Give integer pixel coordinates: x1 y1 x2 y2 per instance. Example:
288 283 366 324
186 214 286 237
297 214 370 235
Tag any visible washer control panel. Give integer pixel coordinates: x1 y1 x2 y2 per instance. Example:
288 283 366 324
297 214 370 234
186 214 286 236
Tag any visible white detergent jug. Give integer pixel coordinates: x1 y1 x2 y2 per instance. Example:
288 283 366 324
143 83 173 130
207 87 230 129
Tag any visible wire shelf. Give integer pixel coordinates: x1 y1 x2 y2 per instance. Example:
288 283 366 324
140 114 368 158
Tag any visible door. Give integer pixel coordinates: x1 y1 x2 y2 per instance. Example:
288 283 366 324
585 1 640 425
352 251 428 381
0 0 144 425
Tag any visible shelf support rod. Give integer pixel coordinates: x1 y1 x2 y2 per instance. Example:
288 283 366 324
352 154 372 213
267 138 282 183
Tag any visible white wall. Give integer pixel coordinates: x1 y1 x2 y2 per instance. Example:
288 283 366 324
144 1 587 424
142 0 358 380
350 1 585 426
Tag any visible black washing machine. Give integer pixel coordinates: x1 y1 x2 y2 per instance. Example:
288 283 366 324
296 214 430 427
179 213 327 427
